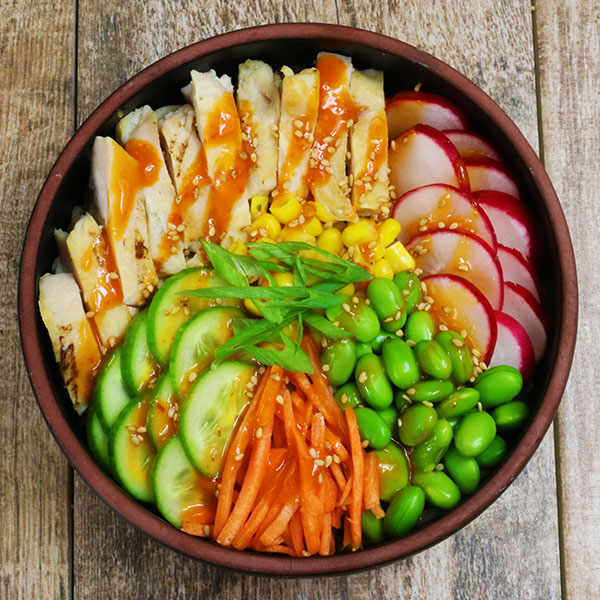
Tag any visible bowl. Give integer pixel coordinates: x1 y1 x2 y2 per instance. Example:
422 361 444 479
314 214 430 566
18 23 577 576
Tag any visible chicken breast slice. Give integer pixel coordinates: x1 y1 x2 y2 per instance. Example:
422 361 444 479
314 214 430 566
38 273 103 414
116 106 186 276
349 70 390 214
90 136 158 307
237 60 280 196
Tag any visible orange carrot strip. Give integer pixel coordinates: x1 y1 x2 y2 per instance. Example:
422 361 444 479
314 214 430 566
324 428 350 463
311 412 325 451
364 451 385 518
255 544 296 556
319 512 333 556
233 498 271 550
331 506 343 529
259 499 300 547
330 461 347 492
346 406 364 551
291 390 305 410
323 470 338 514
339 473 353 506
272 417 286 448
289 509 305 557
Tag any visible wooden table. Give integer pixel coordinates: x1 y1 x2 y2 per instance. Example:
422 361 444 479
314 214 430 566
1 1 597 597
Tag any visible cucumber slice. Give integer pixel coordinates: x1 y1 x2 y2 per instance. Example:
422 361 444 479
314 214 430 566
121 310 159 396
169 306 243 396
180 361 257 478
147 375 179 450
93 347 132 432
86 406 110 472
147 268 238 367
153 436 215 528
109 396 156 502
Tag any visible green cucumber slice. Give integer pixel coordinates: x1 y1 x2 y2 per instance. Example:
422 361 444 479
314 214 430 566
152 436 215 528
180 361 257 478
147 375 179 450
169 306 243 396
93 347 132 432
109 396 156 502
147 268 238 366
121 310 159 396
86 406 110 472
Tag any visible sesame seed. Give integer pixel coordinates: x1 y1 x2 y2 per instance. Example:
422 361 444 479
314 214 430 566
163 309 170 316
309 447 317 459
438 199 447 208
407 387 416 395
342 303 351 313
461 330 467 338
479 361 488 370
126 425 137 432
234 453 244 462
333 454 341 464
425 296 434 304
452 338 464 348
442 306 452 314
423 401 434 407
294 130 303 138
435 463 445 471
438 222 446 229
449 222 459 230
439 324 449 331
325 455 333 468
472 348 482 358
318 472 323 484
256 427 263 439
183 305 190 316
322 364 330 372
458 264 470 272
315 459 325 467
130 435 140 446
397 418 403 427
188 372 197 383
406 339 416 347
361 440 369 448
86 311 96 318
169 305 179 315
358 371 367 383
239 151 248 160
209 226 216 237
352 296 360 305
276 394 284 405
137 426 147 433
250 153 257 163
477 402 483 412
109 272 119 279
270 373 281 381
383 316 394 323
395 310 402 320
395 329 404 337
204 525 211 536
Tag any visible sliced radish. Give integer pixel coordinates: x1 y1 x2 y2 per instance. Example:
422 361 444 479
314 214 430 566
497 245 541 302
490 312 535 382
423 274 497 363
443 130 502 162
389 125 470 198
392 184 496 251
465 159 520 199
386 91 468 140
502 282 548 362
407 230 503 310
475 191 538 264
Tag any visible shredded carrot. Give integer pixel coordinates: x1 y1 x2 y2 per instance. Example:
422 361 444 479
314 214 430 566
330 461 347 492
346 406 364 551
289 510 305 556
364 451 385 518
319 512 333 556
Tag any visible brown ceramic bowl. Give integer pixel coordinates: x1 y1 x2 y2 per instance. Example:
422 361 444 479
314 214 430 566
19 23 577 576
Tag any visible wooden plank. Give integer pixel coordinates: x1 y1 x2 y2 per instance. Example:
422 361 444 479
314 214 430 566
0 2 75 599
536 1 600 598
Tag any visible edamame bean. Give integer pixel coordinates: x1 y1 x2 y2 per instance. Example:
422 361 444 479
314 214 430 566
447 416 460 429
382 338 420 389
444 445 480 494
376 443 410 502
436 388 480 419
376 405 398 431
367 277 407 332
326 296 381 343
383 486 425 538
412 471 461 510
474 365 523 409
415 340 452 379
492 400 530 431
454 411 496 457
320 338 356 386
393 272 423 314
370 331 394 353
412 419 454 472
355 342 373 359
475 435 507 468
395 390 411 412
405 311 436 343
334 382 362 409
398 404 438 446
362 510 386 545
355 407 392 450
408 379 456 403
435 330 473 384
355 353 394 409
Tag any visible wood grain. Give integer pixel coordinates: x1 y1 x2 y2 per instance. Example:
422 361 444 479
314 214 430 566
536 1 600 598
0 1 75 599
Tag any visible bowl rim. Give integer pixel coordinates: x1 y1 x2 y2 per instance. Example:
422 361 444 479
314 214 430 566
18 22 578 576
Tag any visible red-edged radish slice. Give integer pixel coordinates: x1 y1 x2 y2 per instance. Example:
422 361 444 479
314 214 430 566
502 282 548 362
424 274 497 363
497 245 541 302
443 130 502 162
386 91 468 140
490 312 535 382
465 159 520 198
475 191 538 264
389 125 470 198
407 230 504 310
392 184 497 251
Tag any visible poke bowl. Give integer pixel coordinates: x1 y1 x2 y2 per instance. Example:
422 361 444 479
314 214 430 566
19 23 577 576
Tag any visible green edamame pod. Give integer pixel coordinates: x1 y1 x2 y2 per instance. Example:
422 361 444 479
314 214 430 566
355 342 373 359
334 382 362 410
355 407 392 450
444 445 480 494
492 400 530 431
382 338 420 389
454 411 496 457
370 331 394 353
475 435 507 468
405 311 436 343
436 388 480 419
376 405 398 431
435 330 473 384
367 277 407 333
398 404 438 446
474 365 523 409
393 272 423 314
412 419 454 472
394 390 411 412
355 353 394 409
383 486 425 538
408 379 455 404
321 338 357 386
362 510 386 545
414 340 452 379
376 443 410 502
326 296 381 343
412 471 461 510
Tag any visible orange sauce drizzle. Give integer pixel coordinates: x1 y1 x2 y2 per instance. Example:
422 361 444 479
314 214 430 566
76 320 103 402
354 115 387 197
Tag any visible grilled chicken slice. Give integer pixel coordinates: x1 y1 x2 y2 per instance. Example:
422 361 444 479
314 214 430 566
277 67 320 199
116 106 186 275
38 273 103 414
349 70 390 214
55 213 131 347
237 60 281 196
90 136 158 307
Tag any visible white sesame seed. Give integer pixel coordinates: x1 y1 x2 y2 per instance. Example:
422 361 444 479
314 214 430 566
256 427 263 439
276 394 284 405
309 447 317 459
188 371 197 383
358 371 367 383
234 453 244 462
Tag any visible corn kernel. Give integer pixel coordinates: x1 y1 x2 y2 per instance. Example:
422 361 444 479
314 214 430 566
303 216 323 237
370 242 385 262
372 258 394 279
342 219 378 248
378 218 402 247
280 227 316 245
351 245 371 268
385 241 416 273
315 202 335 223
256 237 276 244
250 213 281 239
317 228 343 255
282 320 299 340
270 194 302 224
273 272 295 287
337 282 355 296
244 298 262 316
250 195 269 221
228 239 247 255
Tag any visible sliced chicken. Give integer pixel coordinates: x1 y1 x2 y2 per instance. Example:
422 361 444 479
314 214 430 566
237 60 281 196
116 106 186 275
349 69 390 214
90 136 158 307
38 273 103 414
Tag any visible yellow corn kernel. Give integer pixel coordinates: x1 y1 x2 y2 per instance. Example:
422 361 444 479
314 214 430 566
228 239 247 255
342 219 378 248
378 218 402 247
384 241 416 273
273 271 295 287
336 282 355 296
280 227 316 245
350 245 371 268
372 258 395 279
282 320 299 341
256 237 276 244
314 202 335 223
250 195 269 221
303 216 323 237
317 227 343 255
250 213 281 239
244 298 262 316
371 242 385 262
270 194 302 224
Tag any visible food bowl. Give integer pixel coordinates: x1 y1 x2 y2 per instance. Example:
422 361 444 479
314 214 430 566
18 23 577 576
